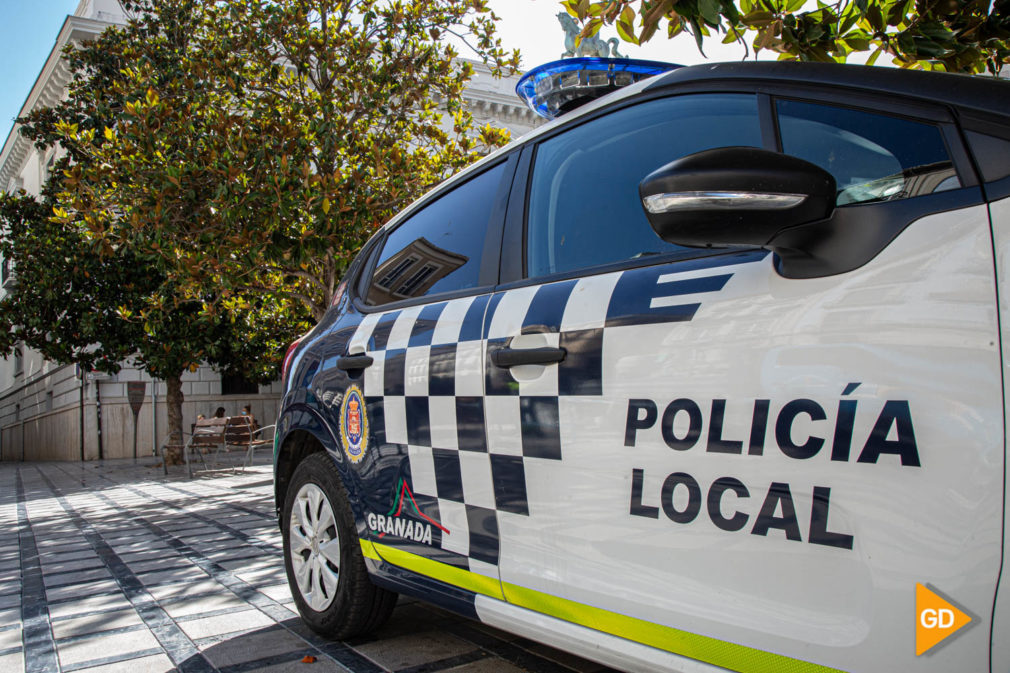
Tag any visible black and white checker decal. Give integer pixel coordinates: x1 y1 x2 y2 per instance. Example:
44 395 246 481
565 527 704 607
349 251 764 575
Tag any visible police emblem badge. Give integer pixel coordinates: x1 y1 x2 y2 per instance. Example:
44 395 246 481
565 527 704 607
340 385 369 463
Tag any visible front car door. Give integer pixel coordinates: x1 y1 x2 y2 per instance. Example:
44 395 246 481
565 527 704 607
478 89 1002 673
965 111 1010 673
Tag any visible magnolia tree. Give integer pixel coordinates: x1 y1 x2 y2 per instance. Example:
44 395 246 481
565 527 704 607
563 0 1010 73
0 181 295 463
61 0 519 320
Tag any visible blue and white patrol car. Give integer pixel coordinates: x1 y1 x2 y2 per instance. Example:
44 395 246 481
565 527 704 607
274 58 1010 672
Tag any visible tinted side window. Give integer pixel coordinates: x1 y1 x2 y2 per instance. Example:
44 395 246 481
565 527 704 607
526 94 762 278
777 100 960 206
365 163 505 305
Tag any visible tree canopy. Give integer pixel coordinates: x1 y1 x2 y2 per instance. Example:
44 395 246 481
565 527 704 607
563 0 1010 74
0 177 297 456
0 185 149 376
57 0 518 321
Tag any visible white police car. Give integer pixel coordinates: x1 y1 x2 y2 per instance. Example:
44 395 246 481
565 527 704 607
275 58 1010 673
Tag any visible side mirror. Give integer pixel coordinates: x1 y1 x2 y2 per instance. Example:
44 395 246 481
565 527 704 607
639 147 836 248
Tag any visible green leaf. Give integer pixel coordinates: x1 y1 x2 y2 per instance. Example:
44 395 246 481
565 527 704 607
621 5 636 26
885 0 910 26
919 22 954 41
911 39 951 58
698 0 723 26
689 16 707 54
583 16 604 37
839 7 860 33
844 36 871 50
741 10 775 26
617 19 639 44
865 4 884 31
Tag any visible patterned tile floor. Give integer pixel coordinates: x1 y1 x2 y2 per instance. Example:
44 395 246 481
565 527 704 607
4 458 616 673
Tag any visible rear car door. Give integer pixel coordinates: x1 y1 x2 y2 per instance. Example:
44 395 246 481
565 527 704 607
302 156 516 599
478 90 1002 672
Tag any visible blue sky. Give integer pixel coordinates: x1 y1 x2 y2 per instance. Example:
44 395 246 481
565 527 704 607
0 2 80 145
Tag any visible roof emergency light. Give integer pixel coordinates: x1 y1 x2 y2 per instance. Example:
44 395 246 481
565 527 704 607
516 58 681 121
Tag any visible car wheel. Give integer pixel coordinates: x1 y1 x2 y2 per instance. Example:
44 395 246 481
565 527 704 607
282 451 397 639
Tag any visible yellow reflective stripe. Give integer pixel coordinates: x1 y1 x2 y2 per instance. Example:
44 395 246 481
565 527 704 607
358 538 380 560
358 538 842 672
502 582 846 673
367 540 504 600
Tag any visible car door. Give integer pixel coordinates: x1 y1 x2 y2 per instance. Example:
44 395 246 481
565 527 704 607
303 156 516 599
478 91 1002 673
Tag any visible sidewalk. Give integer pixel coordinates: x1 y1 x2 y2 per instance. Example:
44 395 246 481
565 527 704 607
3 458 613 673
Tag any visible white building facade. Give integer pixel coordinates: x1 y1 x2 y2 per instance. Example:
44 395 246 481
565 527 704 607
0 0 542 461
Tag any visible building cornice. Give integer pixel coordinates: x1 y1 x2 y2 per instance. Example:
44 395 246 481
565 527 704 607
0 15 113 190
459 59 541 127
464 91 538 124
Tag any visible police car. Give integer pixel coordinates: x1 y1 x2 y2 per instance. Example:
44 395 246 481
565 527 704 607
274 58 1010 673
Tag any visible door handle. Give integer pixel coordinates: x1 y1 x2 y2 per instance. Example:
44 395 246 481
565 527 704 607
491 347 566 368
336 354 374 370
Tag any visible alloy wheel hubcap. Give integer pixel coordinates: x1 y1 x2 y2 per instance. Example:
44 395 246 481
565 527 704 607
289 482 341 611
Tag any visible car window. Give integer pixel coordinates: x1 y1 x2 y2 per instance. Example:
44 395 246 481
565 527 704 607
777 100 960 206
364 163 505 305
526 94 762 279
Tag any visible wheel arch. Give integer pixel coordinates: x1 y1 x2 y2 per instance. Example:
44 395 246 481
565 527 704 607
274 404 347 525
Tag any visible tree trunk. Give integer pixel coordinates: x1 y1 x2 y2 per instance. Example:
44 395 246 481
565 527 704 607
164 372 185 466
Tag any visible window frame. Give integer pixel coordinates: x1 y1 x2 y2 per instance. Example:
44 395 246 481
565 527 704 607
13 343 23 378
955 109 1010 202
351 152 520 312
499 82 980 288
221 373 260 396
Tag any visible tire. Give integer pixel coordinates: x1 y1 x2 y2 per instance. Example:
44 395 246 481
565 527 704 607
282 451 397 639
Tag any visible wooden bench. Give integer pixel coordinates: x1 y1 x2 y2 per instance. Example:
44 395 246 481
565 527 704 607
182 417 228 477
223 415 275 470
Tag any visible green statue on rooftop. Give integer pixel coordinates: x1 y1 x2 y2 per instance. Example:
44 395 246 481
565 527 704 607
558 12 625 58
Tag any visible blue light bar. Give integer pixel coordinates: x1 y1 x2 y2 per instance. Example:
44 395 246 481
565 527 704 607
516 58 681 121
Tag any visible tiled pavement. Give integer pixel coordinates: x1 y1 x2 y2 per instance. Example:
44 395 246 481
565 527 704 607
3 458 616 673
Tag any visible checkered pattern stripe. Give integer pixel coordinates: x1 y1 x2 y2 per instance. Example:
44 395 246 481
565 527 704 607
350 252 757 572
350 295 501 574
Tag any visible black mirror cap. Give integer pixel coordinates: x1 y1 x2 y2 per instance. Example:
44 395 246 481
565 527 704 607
639 147 837 248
